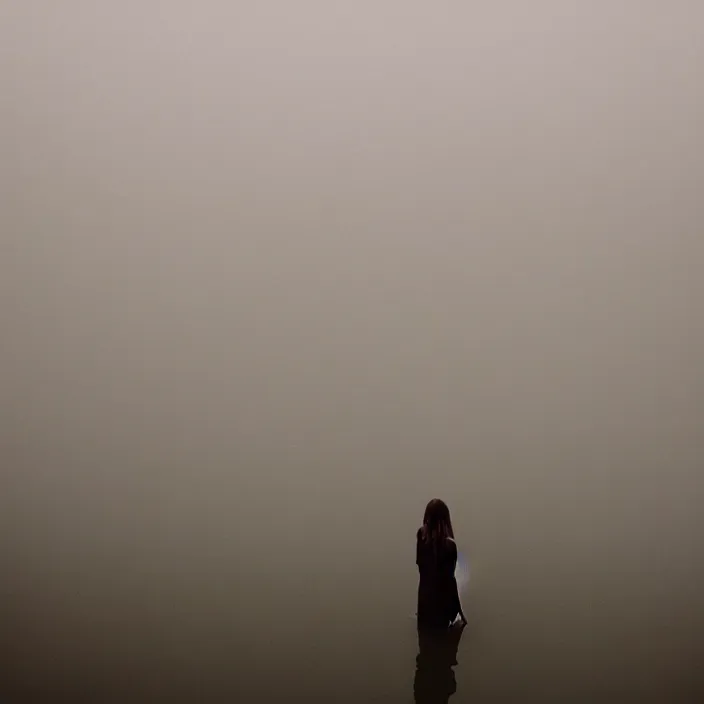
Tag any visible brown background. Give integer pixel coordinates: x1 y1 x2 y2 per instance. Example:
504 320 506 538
2 2 703 701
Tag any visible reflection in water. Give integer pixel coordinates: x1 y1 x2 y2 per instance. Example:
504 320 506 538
413 624 465 704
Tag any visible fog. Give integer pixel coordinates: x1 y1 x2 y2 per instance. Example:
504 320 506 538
2 2 703 701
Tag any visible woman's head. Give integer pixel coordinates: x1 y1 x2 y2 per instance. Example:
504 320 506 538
421 498 454 541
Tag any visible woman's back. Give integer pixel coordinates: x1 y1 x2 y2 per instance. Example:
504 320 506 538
416 529 457 580
415 499 465 630
416 527 461 629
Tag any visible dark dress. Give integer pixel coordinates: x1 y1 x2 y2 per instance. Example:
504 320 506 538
416 528 462 630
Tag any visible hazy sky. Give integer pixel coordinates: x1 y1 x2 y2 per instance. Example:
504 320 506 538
2 3 703 697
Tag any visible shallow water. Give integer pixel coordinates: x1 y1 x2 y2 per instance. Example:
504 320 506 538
3 479 703 703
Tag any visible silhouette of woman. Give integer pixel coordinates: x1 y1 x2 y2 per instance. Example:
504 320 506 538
415 499 467 630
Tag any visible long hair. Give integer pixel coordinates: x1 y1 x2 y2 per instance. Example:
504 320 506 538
420 498 455 546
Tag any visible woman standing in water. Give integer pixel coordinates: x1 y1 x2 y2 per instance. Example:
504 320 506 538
416 499 467 630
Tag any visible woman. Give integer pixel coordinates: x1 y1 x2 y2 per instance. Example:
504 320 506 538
416 499 467 630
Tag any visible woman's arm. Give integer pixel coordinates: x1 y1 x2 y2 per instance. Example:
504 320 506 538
447 538 467 625
456 592 468 625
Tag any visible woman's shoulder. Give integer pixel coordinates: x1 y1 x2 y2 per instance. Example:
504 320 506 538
443 536 457 554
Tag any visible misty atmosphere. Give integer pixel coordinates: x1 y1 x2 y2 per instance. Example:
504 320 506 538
2 3 703 702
